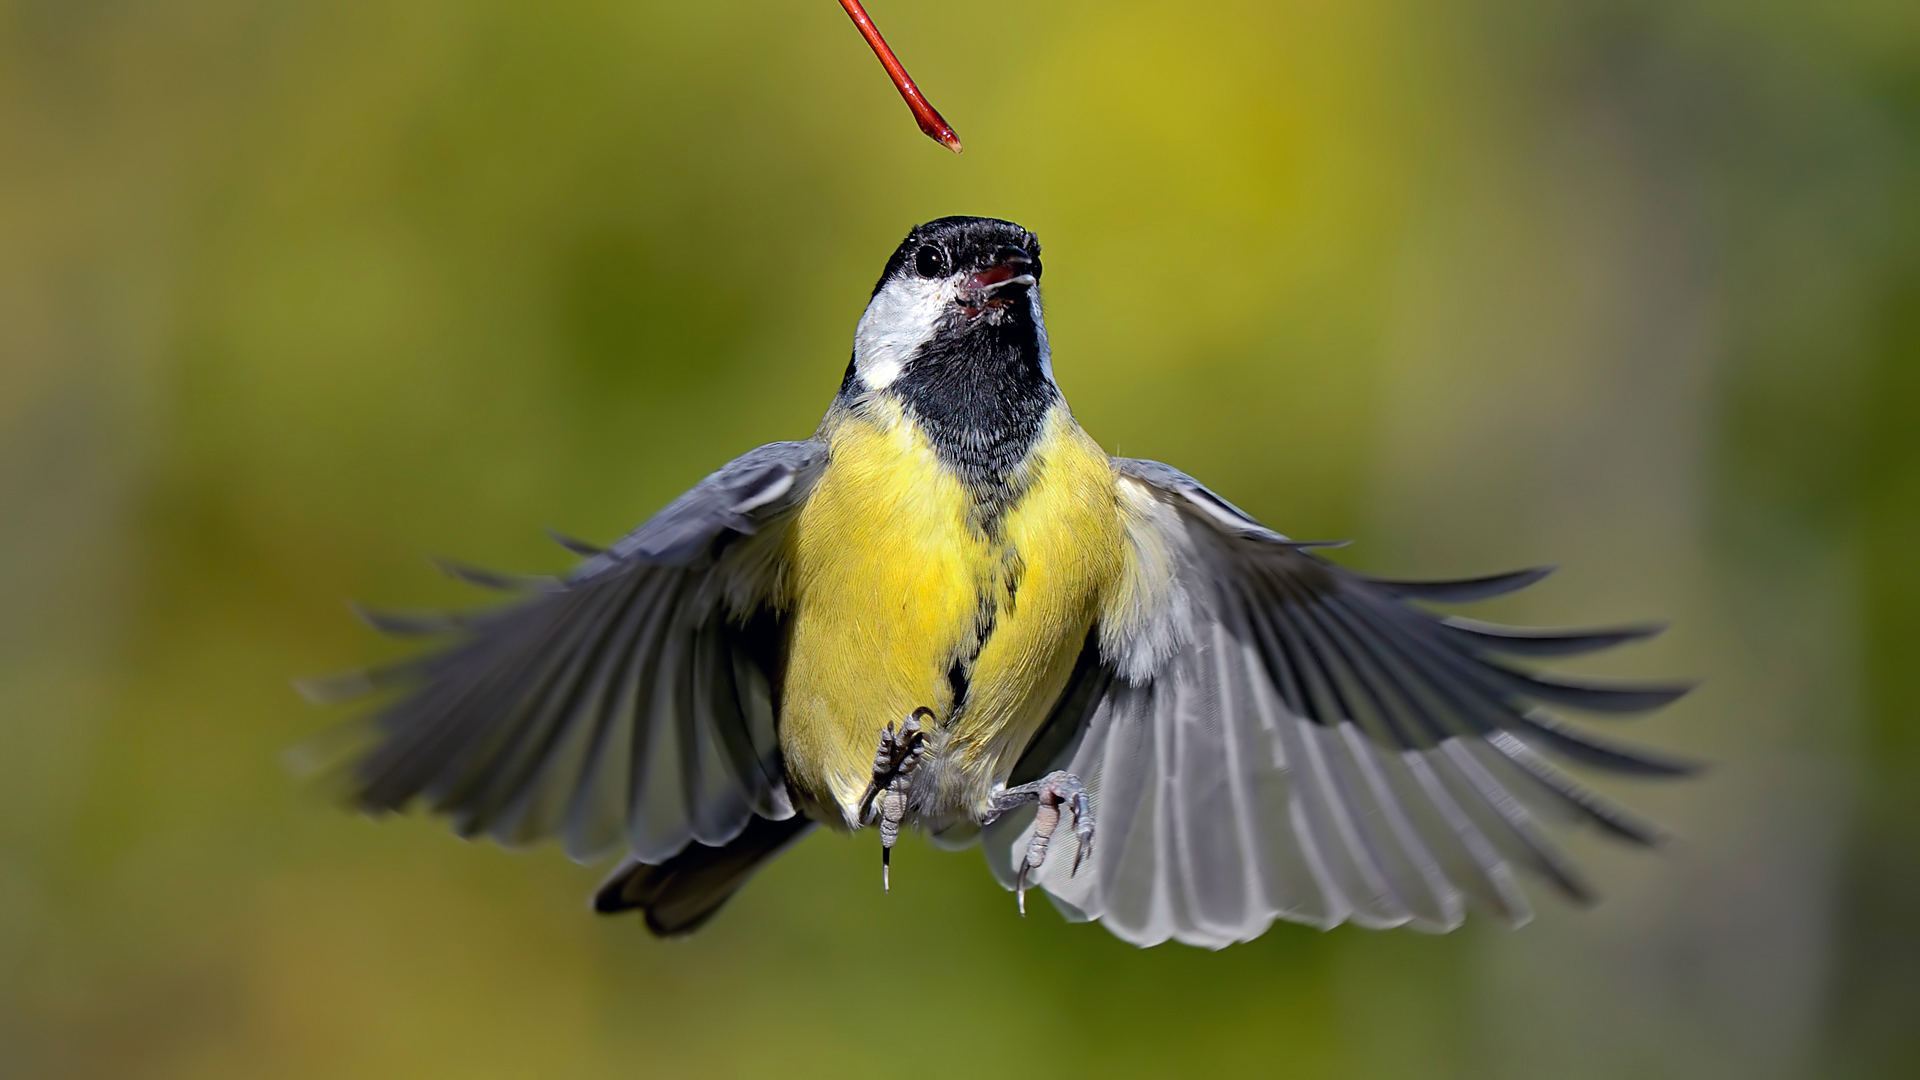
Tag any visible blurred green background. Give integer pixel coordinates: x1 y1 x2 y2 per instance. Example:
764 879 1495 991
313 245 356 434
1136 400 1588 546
3 0 1917 1076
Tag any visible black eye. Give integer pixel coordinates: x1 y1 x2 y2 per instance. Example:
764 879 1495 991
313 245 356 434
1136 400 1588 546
913 244 950 279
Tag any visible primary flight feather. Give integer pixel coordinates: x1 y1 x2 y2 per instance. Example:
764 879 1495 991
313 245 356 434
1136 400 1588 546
310 216 1694 948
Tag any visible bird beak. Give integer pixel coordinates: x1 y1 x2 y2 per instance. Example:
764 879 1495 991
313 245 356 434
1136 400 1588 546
966 251 1037 292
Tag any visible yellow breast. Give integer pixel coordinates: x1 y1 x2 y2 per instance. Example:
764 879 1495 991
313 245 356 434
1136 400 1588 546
780 399 1125 825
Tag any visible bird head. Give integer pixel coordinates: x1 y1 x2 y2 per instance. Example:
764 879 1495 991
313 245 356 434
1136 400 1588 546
849 217 1048 393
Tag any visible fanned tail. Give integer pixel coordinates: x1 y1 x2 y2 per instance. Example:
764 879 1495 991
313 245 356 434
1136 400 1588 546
593 815 815 936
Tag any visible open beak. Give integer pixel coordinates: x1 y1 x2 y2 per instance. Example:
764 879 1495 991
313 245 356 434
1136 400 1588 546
966 249 1037 292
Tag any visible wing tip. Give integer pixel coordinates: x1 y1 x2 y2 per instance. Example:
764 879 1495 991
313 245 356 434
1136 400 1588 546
1501 667 1700 715
348 602 464 638
431 555 561 593
1646 751 1709 779
1440 616 1671 657
1365 565 1557 604
545 527 606 557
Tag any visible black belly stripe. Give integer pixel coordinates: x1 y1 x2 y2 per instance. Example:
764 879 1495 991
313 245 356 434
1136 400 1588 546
945 658 970 728
942 540 1029 728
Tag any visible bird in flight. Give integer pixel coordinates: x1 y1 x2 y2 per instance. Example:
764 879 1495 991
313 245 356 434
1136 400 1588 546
305 217 1694 948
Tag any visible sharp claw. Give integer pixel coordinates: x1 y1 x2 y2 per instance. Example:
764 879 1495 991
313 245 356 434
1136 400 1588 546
867 709 934 892
993 771 1096 904
1069 790 1091 876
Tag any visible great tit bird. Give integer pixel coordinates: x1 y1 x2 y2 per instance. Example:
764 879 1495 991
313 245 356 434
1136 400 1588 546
308 216 1694 948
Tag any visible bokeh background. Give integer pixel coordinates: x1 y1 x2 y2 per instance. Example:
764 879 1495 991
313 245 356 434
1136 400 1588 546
3 0 1917 1076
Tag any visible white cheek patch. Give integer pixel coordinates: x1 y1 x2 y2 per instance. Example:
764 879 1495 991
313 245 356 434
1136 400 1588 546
853 275 957 390
852 273 1057 391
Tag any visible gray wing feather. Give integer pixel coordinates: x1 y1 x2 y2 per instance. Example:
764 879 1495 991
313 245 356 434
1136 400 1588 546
316 440 826 866
582 441 819 571
987 457 1693 948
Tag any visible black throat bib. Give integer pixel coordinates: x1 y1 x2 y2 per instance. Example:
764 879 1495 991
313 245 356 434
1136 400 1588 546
890 300 1057 529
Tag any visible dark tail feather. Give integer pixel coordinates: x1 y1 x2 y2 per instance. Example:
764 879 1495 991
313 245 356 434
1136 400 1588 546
593 815 815 936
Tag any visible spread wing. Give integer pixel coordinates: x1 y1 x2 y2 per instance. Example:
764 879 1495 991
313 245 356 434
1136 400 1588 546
984 457 1696 948
301 440 828 865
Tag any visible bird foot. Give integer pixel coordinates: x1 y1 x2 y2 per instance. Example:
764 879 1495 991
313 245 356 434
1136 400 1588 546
856 707 933 891
987 771 1095 916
